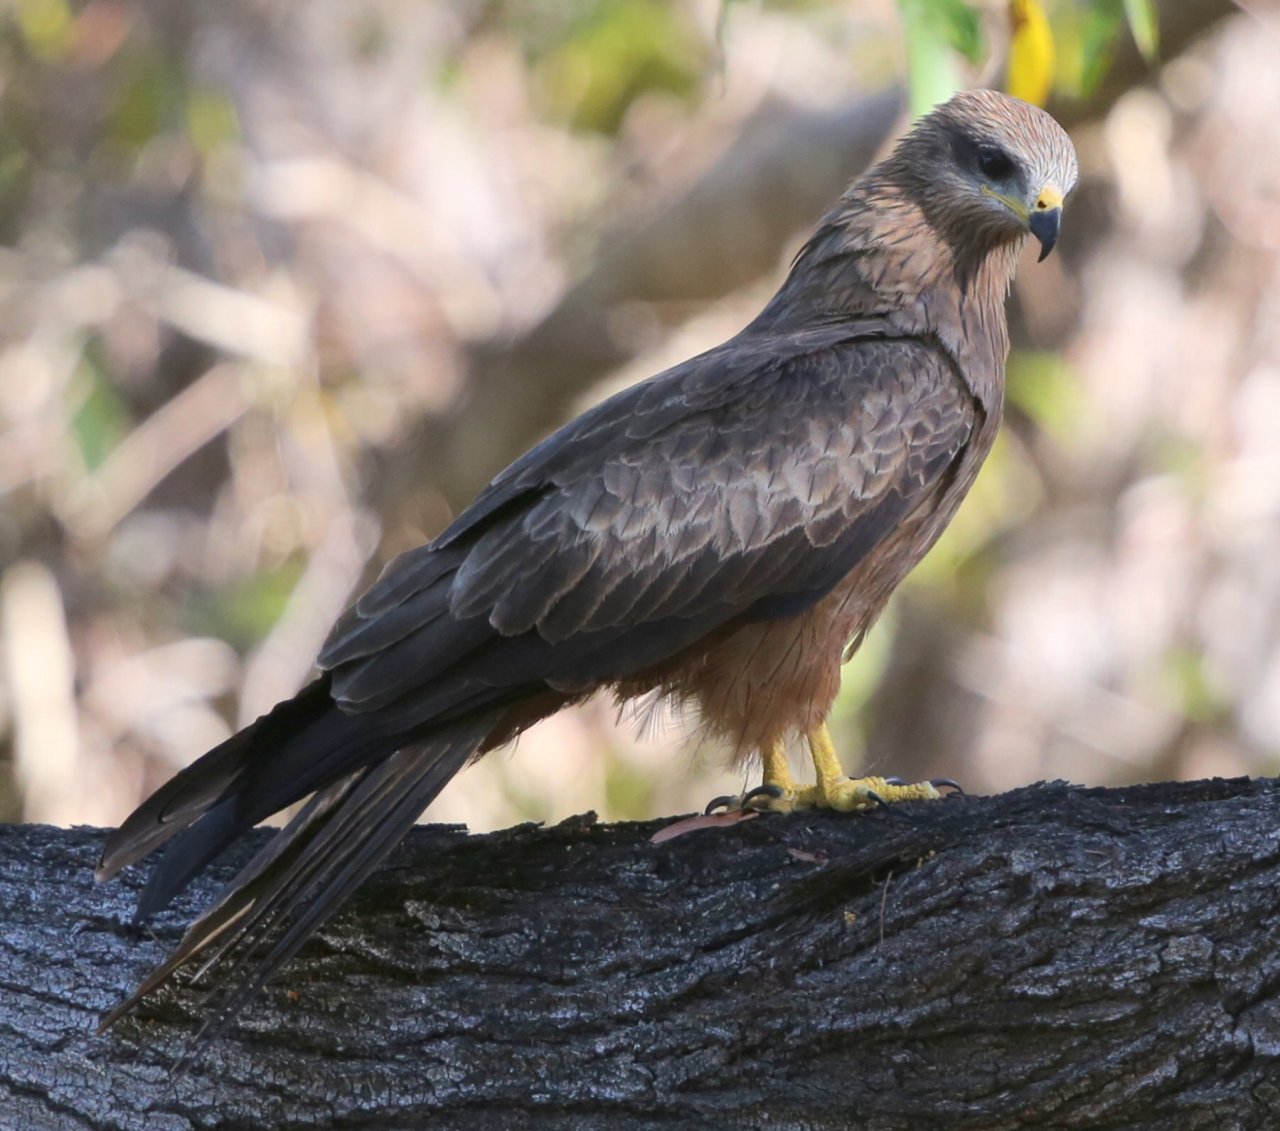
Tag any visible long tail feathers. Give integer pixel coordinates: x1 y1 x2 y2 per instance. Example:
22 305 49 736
98 678 346 885
99 712 498 1040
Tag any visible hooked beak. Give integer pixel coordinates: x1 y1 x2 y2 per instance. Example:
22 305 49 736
981 182 1066 262
1028 185 1064 262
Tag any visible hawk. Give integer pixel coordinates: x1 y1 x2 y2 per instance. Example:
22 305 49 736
98 89 1078 1034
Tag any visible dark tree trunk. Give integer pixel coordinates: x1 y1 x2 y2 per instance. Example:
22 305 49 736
4 778 1280 1129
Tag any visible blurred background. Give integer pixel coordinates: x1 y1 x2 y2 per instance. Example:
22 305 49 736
1 0 1276 833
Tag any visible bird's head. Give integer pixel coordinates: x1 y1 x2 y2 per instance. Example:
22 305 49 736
888 89 1079 264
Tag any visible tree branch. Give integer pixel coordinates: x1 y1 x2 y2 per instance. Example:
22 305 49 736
5 776 1280 1128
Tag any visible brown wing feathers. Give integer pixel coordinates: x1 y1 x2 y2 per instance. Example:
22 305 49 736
97 89 1078 1038
96 329 976 1031
94 322 975 1043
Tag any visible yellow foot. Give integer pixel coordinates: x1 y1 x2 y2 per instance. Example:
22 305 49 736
704 774 948 815
704 781 801 815
795 774 943 812
703 740 803 814
702 727 959 815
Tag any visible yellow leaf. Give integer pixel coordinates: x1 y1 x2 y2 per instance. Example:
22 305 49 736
1007 0 1055 106
15 0 74 59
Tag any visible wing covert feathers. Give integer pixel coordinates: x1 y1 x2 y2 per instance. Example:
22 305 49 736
320 334 975 723
100 330 975 1038
98 85 1077 1043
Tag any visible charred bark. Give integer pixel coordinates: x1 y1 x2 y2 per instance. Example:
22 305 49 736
4 777 1280 1129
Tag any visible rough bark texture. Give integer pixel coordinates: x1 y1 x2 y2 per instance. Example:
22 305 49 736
5 777 1280 1129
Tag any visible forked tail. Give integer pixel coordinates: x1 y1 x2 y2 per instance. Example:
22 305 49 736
98 709 499 1042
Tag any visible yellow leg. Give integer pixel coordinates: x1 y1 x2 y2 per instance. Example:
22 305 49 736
803 723 942 811
719 739 803 812
761 739 800 795
708 726 945 814
808 723 846 791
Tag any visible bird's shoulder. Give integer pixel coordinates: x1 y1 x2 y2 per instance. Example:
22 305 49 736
329 327 974 653
444 322 967 542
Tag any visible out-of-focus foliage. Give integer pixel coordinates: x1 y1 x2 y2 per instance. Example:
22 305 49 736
1123 0 1160 62
1055 0 1159 98
531 0 710 134
899 0 1164 111
0 0 1264 840
898 0 982 116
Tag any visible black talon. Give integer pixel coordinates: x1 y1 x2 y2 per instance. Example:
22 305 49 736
882 774 962 795
742 784 785 810
705 783 786 814
864 789 916 822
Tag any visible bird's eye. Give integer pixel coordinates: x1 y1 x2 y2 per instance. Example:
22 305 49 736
977 145 1015 180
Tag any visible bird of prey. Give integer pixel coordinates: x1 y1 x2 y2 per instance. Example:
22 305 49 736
97 89 1077 1035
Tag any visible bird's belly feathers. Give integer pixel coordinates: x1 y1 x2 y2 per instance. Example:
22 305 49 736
688 515 936 760
617 411 997 763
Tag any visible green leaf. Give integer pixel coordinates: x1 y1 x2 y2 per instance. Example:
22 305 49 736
535 0 706 135
897 0 973 118
927 0 985 63
1006 349 1084 444
1055 1 1126 100
185 560 306 650
1122 0 1159 63
1161 647 1226 725
110 47 184 151
69 347 131 473
0 144 29 212
186 87 240 156
602 751 656 821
